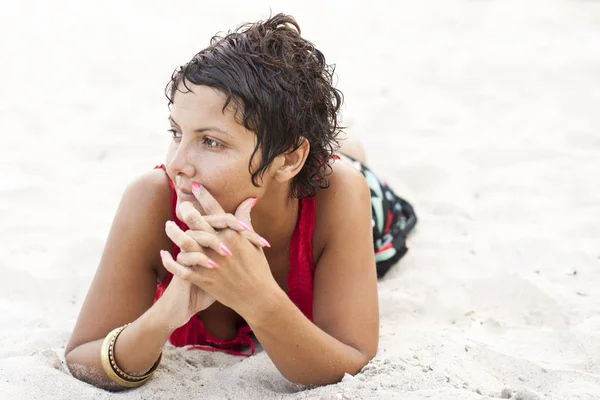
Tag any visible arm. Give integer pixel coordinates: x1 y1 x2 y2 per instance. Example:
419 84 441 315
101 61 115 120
65 170 176 390
246 166 379 386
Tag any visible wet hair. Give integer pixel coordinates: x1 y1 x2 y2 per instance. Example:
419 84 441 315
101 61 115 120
165 13 343 198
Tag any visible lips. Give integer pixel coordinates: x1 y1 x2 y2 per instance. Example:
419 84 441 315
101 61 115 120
175 188 206 215
174 175 194 197
176 187 195 200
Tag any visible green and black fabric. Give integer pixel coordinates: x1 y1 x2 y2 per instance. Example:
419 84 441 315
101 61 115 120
337 153 417 278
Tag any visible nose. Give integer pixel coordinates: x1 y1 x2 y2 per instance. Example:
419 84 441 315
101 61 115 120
167 140 196 180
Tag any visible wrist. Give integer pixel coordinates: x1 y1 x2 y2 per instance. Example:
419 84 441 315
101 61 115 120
243 283 287 328
145 297 186 333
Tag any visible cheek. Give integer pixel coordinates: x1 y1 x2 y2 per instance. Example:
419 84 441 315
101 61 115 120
201 158 257 213
166 143 260 214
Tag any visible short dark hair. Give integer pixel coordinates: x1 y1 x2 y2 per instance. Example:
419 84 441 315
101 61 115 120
165 13 343 198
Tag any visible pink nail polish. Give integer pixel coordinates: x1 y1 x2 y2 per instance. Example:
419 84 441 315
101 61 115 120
207 258 219 268
192 182 201 195
160 250 166 257
238 221 252 231
220 243 233 256
258 236 271 248
250 197 258 209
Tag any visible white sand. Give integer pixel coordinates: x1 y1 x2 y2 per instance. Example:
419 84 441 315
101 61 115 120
1 0 600 398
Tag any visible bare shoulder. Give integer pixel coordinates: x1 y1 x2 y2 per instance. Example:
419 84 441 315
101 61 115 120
124 168 172 213
117 168 173 254
120 168 173 273
312 158 371 261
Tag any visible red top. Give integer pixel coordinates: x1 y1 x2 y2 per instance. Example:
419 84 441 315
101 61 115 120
153 165 316 356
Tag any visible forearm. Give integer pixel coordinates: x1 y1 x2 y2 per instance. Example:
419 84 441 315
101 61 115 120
246 290 373 387
65 300 176 390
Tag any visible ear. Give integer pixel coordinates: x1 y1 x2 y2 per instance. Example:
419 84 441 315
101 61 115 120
272 137 310 184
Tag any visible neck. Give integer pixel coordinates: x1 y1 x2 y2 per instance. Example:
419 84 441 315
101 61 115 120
250 187 299 252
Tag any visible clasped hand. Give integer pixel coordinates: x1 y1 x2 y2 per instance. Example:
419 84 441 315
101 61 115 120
159 183 278 322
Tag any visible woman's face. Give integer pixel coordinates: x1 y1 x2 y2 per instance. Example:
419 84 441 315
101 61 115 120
165 83 266 214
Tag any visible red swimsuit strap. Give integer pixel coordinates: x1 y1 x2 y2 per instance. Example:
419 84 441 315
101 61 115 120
286 195 316 321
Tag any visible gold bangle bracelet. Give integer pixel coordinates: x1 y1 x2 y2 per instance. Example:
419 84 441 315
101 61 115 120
100 324 162 388
109 324 162 381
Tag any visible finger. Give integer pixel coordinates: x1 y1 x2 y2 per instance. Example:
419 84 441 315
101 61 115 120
178 201 215 233
175 197 207 221
185 230 233 257
198 214 268 248
234 198 270 248
160 250 196 281
165 221 203 253
234 197 257 229
240 230 271 248
192 182 225 216
203 214 253 232
176 251 219 269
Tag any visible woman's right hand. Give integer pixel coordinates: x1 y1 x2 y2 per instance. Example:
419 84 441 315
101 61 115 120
156 263 216 329
155 207 228 328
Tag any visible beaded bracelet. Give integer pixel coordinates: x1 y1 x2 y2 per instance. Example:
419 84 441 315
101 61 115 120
100 324 162 388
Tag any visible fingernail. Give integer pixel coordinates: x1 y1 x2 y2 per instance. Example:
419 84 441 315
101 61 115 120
219 243 233 256
258 236 271 248
238 221 252 231
207 258 219 268
160 250 166 258
165 220 173 228
192 182 201 196
250 198 258 209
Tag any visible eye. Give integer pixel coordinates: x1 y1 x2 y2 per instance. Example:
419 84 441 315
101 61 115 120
168 129 182 140
203 137 223 149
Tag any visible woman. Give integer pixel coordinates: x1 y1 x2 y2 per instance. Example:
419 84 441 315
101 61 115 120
65 13 416 390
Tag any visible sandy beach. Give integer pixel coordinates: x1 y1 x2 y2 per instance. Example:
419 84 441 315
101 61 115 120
1 0 600 398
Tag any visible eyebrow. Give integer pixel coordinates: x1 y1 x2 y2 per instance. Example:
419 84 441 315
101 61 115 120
168 116 233 139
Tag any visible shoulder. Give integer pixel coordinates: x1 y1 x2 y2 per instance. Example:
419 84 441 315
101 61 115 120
312 158 371 260
116 168 173 229
314 157 370 209
115 168 173 269
121 168 172 211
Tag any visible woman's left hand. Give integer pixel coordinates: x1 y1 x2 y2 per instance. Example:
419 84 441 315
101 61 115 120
162 185 281 320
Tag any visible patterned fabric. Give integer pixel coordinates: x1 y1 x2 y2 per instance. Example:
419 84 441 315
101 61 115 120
336 153 417 277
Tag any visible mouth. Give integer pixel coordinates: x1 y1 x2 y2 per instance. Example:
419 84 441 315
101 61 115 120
176 187 196 201
175 189 207 216
174 176 196 200
178 186 193 195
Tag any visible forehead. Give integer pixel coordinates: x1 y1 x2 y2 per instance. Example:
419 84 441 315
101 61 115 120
171 83 238 125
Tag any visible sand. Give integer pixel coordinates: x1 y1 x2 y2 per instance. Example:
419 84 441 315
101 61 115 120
1 0 600 398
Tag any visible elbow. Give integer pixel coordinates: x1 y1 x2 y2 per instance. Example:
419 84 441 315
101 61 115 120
349 347 377 378
64 347 125 392
64 347 78 375
361 344 377 366
284 347 377 388
353 339 377 371
64 347 84 381
331 345 377 384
